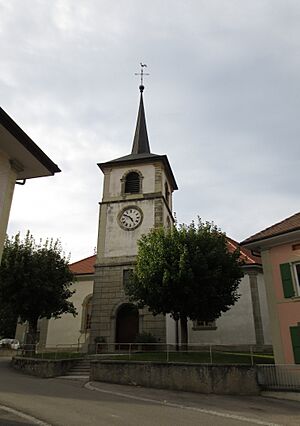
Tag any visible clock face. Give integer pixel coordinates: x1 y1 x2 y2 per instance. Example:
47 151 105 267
119 206 143 230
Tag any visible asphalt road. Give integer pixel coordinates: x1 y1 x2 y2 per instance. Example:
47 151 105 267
0 357 300 426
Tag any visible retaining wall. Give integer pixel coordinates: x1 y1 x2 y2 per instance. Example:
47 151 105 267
91 360 260 395
11 357 80 378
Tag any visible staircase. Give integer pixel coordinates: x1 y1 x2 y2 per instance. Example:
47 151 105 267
64 358 91 378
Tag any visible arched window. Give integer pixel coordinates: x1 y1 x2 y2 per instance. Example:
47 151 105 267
125 172 140 194
82 295 93 332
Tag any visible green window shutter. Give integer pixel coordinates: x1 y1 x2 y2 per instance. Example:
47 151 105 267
280 263 295 298
290 326 300 364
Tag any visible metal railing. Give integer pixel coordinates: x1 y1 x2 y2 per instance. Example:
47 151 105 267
16 343 85 360
14 342 274 365
257 364 300 391
93 342 273 365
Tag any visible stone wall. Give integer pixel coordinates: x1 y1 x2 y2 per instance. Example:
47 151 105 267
90 360 260 395
90 262 166 350
11 357 79 378
0 349 15 357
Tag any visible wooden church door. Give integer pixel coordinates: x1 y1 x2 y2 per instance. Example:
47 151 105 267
116 304 139 344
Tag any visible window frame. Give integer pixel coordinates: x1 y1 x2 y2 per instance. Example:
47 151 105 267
192 319 217 331
123 269 133 288
292 262 300 296
280 261 300 298
81 294 93 333
121 170 143 195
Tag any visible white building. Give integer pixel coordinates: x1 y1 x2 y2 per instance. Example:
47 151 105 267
0 106 60 261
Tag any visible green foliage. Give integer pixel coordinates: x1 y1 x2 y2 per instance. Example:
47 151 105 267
125 219 244 325
0 303 18 338
0 231 76 343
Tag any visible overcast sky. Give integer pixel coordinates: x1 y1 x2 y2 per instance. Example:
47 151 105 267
1 0 300 262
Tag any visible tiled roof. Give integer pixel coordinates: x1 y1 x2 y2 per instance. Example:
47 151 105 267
69 255 96 275
69 237 260 276
241 212 300 246
226 237 261 265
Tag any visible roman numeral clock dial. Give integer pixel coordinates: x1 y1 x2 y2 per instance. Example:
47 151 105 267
118 206 143 230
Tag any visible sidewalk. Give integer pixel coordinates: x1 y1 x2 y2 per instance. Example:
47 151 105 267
261 391 300 403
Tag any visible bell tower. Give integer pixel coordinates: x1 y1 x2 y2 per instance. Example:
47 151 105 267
89 80 178 349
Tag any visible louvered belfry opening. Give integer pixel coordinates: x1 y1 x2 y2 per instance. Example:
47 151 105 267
125 172 140 193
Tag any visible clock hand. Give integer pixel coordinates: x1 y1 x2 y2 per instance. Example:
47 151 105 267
123 213 134 222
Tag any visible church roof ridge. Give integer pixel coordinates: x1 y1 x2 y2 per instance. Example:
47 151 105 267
69 254 96 275
70 238 261 275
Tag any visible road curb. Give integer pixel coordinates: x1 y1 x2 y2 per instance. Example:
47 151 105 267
0 404 52 426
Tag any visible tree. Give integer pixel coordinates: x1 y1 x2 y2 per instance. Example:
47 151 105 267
0 303 18 338
125 220 244 347
0 232 76 347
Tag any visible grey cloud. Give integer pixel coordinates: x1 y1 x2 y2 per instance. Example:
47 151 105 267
2 0 300 259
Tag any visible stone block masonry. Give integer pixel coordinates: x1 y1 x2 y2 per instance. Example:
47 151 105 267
91 360 260 395
89 262 166 351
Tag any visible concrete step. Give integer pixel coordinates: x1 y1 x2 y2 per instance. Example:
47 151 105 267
66 359 91 376
70 367 90 370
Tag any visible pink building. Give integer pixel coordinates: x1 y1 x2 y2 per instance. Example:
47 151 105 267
241 212 300 364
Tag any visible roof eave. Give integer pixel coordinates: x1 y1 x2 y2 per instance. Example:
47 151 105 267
98 154 178 191
241 228 300 251
0 107 61 178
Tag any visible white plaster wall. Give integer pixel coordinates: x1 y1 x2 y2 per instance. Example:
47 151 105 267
15 323 27 343
104 200 155 257
257 272 272 344
167 275 256 345
46 279 94 347
166 313 176 343
108 164 156 196
0 150 17 260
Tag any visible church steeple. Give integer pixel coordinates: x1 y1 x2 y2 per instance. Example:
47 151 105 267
131 85 151 154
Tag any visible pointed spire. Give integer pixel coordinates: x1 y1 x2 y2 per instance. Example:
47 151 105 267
131 85 151 154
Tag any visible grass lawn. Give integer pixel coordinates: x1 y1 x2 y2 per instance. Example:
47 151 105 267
107 350 274 364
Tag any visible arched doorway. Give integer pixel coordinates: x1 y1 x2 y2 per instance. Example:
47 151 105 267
116 303 139 344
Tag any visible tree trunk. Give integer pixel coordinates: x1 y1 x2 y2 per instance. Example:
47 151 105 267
180 314 188 351
25 320 38 356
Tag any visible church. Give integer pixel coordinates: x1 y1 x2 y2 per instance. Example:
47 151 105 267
89 81 177 350
16 81 272 351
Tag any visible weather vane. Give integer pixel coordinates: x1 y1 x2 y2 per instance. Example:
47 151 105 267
135 63 149 91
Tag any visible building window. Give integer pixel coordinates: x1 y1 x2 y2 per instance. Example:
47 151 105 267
280 262 300 298
293 263 300 295
82 295 93 332
290 325 300 364
193 320 217 330
123 269 133 288
125 172 140 194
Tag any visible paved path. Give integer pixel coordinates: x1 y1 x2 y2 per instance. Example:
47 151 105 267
0 358 300 426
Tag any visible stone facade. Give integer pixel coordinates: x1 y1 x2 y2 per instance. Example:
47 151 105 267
90 261 166 345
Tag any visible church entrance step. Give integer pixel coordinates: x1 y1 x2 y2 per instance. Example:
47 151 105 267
66 359 91 376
